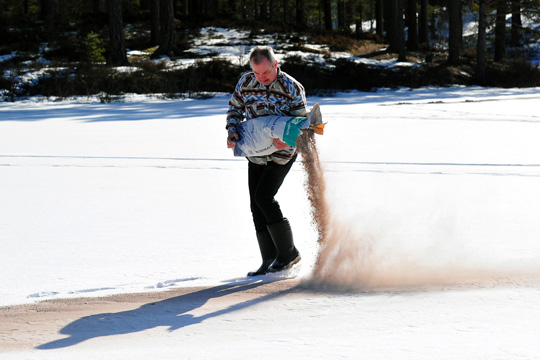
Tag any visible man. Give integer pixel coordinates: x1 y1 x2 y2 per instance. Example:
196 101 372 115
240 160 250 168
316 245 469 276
226 45 307 276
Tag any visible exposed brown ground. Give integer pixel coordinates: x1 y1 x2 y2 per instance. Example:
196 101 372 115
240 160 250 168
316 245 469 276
0 279 300 352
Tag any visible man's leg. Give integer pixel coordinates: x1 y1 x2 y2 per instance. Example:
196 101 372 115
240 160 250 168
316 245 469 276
248 162 270 233
248 156 300 274
249 156 297 227
247 161 277 276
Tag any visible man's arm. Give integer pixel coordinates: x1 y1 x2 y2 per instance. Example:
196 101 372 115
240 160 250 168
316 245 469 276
227 99 244 127
289 82 308 118
227 73 250 127
226 75 248 148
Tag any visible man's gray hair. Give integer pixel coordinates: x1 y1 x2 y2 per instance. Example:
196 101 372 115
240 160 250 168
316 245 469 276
249 46 277 66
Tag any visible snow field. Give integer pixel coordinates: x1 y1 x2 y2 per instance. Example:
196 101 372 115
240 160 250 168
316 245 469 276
1 87 540 359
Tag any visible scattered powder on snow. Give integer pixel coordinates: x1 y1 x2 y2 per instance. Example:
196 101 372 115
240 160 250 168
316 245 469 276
296 117 529 291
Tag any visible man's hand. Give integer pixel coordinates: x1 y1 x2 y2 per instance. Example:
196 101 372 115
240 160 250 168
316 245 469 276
227 126 240 148
273 138 290 150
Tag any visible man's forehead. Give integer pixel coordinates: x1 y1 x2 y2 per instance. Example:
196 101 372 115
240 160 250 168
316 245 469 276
252 61 274 71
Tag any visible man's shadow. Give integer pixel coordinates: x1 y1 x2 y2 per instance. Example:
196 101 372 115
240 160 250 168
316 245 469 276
37 277 295 350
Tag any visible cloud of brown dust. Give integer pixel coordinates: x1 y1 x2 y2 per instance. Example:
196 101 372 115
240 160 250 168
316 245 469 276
297 131 537 291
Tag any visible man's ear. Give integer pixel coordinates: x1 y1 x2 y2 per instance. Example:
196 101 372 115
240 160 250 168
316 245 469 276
274 59 279 68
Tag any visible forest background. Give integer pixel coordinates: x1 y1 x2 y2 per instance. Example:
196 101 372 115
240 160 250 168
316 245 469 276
1 0 539 101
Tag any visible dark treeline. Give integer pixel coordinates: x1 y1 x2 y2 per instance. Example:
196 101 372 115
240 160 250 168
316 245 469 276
2 1 539 57
1 0 539 97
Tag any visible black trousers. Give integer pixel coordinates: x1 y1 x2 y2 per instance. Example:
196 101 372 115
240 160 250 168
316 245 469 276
248 155 297 233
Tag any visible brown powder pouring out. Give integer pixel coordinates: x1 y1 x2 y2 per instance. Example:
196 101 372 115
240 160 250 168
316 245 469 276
296 130 530 291
296 130 334 275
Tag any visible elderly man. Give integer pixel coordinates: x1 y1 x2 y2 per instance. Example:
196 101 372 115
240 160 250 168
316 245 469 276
226 45 307 276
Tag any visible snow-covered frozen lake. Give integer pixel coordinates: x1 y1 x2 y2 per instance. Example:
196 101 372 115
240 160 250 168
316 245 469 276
1 86 540 359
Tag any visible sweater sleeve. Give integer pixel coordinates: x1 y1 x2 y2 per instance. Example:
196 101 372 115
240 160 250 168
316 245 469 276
226 74 248 127
287 78 308 118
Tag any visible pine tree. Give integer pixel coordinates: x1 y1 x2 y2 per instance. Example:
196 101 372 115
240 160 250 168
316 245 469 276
107 0 129 66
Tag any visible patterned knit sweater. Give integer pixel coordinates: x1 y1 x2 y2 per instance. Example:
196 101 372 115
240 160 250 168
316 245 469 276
227 68 308 165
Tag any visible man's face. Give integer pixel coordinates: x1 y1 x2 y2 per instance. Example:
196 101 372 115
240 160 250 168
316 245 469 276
251 58 278 86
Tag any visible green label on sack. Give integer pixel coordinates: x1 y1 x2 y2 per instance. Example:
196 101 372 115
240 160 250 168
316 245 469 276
282 117 304 147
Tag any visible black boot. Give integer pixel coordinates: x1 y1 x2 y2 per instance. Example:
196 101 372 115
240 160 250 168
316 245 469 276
267 218 301 273
247 231 277 276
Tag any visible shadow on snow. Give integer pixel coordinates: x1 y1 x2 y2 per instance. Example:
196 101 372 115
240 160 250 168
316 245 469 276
36 277 297 350
0 97 228 122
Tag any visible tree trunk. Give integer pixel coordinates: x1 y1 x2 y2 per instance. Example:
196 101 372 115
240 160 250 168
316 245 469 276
355 0 363 34
269 0 278 23
0 0 6 40
41 0 57 41
418 0 428 45
337 0 345 30
207 0 219 20
107 0 129 66
406 0 419 50
477 0 487 84
92 0 101 13
150 0 160 46
241 0 246 20
388 0 406 60
260 0 269 21
188 0 202 22
494 0 507 62
323 0 332 31
345 0 354 29
226 0 236 18
387 0 396 47
388 0 405 59
376 0 384 39
296 0 306 29
447 0 461 64
510 0 521 46
153 0 177 57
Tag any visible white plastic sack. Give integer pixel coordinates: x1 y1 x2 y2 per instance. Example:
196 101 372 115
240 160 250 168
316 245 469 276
233 115 309 157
